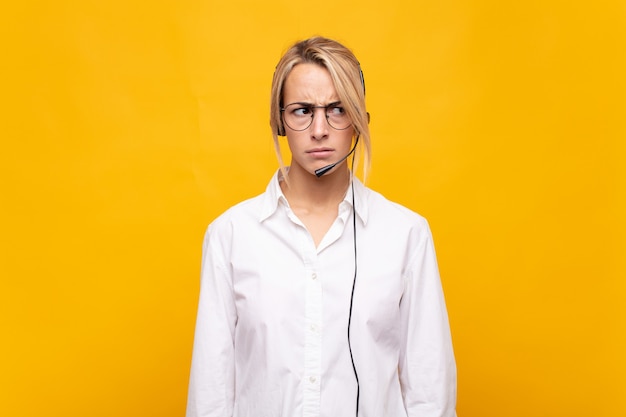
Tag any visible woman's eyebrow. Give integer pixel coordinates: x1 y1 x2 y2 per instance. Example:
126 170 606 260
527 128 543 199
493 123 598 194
285 101 342 107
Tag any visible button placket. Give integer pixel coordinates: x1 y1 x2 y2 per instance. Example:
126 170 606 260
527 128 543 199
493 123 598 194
302 237 322 416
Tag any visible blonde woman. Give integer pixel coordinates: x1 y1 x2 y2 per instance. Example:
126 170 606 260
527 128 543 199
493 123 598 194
186 36 457 417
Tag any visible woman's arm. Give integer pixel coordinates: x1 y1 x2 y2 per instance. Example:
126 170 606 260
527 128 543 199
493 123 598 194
186 226 237 417
398 222 457 417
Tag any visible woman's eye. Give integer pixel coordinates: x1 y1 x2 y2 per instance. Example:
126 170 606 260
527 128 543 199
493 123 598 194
293 107 311 116
328 106 345 115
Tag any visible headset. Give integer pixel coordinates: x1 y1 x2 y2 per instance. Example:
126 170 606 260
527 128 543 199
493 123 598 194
318 65 365 417
347 149 360 417
277 63 367 417
315 65 365 417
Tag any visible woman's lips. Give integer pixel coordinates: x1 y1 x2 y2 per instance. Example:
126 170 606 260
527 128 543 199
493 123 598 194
307 148 334 158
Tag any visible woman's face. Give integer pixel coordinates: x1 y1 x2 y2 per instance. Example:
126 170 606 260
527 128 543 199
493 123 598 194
282 63 355 178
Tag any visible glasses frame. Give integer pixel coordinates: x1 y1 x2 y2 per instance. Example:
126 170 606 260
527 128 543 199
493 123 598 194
280 102 353 132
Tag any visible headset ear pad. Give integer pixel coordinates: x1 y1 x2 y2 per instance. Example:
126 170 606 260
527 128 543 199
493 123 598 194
277 107 286 136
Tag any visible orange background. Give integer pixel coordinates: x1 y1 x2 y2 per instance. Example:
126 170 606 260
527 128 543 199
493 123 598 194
1 1 624 416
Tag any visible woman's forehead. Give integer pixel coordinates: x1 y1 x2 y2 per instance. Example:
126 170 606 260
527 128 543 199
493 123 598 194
283 63 338 104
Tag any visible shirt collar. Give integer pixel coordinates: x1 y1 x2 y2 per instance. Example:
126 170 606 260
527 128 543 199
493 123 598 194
258 170 369 225
344 175 369 225
258 170 286 222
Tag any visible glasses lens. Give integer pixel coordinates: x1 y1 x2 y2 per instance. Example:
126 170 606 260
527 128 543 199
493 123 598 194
282 104 352 131
325 105 351 130
282 104 313 131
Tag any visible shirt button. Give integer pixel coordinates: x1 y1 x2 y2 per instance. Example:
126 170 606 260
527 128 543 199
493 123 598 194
311 272 317 280
310 324 317 332
309 376 316 383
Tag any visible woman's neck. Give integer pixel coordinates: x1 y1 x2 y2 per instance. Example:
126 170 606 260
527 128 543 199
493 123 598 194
280 163 351 247
280 163 351 211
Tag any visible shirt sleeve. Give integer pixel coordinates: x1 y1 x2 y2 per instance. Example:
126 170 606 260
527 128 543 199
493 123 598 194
398 221 457 417
186 224 237 417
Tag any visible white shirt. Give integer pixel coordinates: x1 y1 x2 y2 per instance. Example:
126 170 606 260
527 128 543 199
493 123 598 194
186 172 457 417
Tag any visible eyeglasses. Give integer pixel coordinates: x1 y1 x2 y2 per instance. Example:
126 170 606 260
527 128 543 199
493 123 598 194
280 102 352 131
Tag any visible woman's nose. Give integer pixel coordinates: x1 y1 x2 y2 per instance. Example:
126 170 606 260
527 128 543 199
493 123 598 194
310 108 329 140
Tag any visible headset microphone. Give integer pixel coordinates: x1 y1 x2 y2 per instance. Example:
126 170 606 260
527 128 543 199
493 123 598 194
314 136 360 178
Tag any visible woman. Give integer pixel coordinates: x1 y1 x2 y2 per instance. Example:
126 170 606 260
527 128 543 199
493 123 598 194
186 36 457 417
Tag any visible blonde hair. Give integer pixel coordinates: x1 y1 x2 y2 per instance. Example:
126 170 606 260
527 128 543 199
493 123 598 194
270 36 371 182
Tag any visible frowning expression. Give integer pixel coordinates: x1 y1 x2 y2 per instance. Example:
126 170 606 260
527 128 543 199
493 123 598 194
281 63 355 177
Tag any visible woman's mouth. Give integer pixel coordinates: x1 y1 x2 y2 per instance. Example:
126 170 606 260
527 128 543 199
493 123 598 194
307 148 334 158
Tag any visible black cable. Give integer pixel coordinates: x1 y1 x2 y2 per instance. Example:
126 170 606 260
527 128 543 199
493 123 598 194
347 150 360 417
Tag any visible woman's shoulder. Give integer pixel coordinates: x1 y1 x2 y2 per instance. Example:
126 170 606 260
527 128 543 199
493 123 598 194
363 186 430 229
205 192 266 234
361 187 436 256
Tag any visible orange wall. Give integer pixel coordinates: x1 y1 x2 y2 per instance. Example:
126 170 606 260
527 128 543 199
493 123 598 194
1 1 624 416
